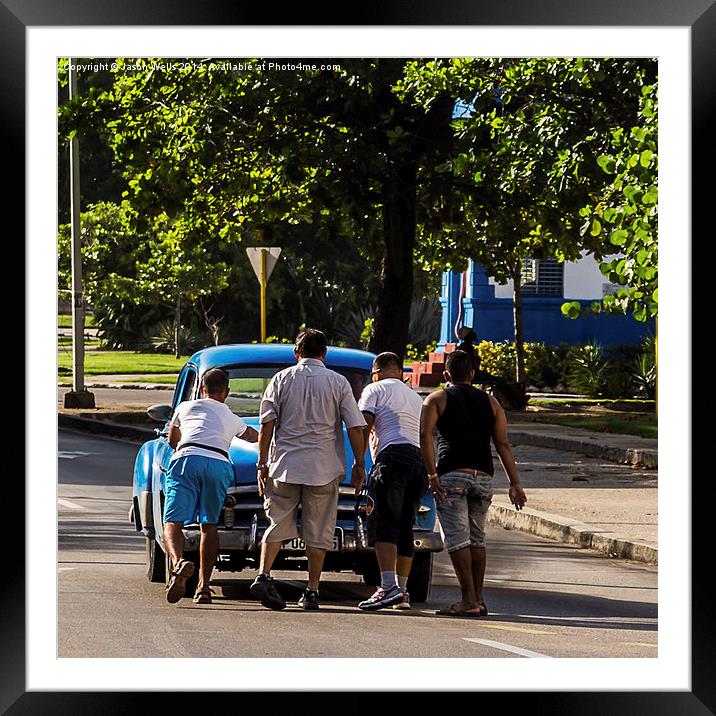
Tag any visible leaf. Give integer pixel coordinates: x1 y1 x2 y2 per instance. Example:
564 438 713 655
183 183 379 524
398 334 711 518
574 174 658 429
610 229 629 246
639 149 654 167
597 154 615 174
561 301 582 319
603 207 617 223
589 218 602 237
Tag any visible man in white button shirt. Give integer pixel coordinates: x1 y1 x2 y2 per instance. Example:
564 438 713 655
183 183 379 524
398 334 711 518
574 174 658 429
250 329 368 611
164 368 258 604
352 351 427 611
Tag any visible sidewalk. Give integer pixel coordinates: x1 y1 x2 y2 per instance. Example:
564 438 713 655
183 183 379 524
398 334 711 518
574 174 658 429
58 382 658 565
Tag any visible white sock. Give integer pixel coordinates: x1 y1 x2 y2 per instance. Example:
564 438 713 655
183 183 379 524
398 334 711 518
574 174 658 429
397 575 408 591
381 570 397 591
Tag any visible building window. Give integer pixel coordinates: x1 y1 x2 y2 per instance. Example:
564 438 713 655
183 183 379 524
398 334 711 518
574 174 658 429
521 258 564 297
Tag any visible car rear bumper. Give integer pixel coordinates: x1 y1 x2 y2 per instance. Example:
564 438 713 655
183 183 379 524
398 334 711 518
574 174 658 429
181 527 444 553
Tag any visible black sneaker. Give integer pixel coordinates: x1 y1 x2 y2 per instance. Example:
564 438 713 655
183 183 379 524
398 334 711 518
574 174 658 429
358 585 404 611
298 588 320 611
250 573 286 610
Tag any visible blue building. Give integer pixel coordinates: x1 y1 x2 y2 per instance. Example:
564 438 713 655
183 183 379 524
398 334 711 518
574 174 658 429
438 255 654 350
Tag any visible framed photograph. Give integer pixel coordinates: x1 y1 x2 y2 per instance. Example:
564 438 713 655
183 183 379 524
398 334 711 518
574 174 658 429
6 0 707 710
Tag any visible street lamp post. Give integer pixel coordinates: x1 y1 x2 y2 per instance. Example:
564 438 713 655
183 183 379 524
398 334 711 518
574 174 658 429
64 57 95 409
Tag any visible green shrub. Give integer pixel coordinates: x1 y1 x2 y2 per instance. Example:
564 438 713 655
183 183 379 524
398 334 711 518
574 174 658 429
568 342 608 397
360 317 374 350
476 341 516 380
475 341 570 388
147 320 207 355
631 333 656 398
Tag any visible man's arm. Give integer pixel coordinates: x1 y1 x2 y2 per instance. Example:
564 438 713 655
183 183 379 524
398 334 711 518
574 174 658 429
239 426 259 443
256 419 276 497
361 411 375 459
420 392 445 502
168 424 181 450
490 396 527 510
348 425 367 495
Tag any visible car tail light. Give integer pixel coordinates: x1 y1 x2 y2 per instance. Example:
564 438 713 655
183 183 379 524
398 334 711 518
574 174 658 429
223 494 236 528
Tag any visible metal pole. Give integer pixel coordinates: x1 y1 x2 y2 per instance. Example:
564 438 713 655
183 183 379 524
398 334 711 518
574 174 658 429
69 59 84 392
260 248 267 343
64 58 94 408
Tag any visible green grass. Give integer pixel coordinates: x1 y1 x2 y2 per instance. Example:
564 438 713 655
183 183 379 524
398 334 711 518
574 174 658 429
58 336 100 347
530 398 655 412
527 414 657 439
58 314 96 328
130 375 180 384
57 351 190 375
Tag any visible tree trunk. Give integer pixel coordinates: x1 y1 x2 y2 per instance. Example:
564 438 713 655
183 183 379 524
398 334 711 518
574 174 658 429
368 161 417 361
512 261 525 384
174 295 181 359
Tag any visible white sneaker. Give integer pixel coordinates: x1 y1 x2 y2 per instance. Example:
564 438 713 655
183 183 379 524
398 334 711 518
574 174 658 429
392 590 411 610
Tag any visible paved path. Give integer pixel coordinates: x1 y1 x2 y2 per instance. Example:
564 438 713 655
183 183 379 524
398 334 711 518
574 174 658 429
58 430 658 659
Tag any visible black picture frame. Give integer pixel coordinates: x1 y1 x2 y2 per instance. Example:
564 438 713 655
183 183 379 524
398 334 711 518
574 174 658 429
6 0 708 712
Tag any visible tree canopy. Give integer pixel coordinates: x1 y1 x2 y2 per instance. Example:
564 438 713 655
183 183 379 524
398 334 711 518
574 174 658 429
58 57 657 357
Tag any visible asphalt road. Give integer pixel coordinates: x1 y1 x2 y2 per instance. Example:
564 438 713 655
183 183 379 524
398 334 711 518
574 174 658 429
58 429 658 659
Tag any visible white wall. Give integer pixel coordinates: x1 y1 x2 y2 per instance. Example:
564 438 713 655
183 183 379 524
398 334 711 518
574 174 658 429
489 252 621 300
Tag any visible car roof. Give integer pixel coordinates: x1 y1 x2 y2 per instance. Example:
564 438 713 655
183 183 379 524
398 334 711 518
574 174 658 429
187 343 376 372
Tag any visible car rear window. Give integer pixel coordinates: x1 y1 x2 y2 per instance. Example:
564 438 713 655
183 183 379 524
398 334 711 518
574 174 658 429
219 364 371 417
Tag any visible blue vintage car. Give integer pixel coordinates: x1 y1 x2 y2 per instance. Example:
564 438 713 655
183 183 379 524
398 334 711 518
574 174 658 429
130 343 443 602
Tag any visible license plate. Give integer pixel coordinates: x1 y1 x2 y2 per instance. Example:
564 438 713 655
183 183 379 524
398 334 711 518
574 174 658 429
282 532 341 552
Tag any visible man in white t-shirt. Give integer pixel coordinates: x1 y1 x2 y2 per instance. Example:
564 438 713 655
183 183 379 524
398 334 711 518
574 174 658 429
163 368 258 605
352 351 427 611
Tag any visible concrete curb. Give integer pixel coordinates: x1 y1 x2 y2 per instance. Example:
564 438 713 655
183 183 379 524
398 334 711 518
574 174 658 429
488 502 657 565
58 414 155 442
508 429 658 469
58 381 174 391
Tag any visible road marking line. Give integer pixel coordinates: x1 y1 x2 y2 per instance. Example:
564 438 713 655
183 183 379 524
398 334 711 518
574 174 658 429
58 567 75 572
58 451 95 459
625 642 658 649
473 623 553 635
513 613 655 624
58 498 85 510
463 638 552 658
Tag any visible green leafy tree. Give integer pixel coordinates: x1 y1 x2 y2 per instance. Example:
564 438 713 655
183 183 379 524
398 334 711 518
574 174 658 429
401 58 654 381
60 58 455 358
563 81 658 322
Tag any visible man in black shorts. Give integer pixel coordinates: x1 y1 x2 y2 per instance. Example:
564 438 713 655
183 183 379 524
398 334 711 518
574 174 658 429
352 352 427 611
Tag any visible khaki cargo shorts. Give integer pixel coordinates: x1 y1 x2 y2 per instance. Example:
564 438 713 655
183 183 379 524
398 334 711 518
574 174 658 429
262 477 340 550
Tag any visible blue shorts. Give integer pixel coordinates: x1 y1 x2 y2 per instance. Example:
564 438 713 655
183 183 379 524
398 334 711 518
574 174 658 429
163 455 233 525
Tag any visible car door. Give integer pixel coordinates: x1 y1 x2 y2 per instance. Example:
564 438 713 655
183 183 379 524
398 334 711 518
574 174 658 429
152 365 198 539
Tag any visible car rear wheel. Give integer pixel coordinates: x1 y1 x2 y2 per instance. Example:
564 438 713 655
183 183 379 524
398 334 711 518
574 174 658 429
146 536 166 583
407 551 433 603
360 556 380 587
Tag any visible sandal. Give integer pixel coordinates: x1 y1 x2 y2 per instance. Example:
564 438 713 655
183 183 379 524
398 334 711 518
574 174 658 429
436 601 485 618
166 558 195 604
193 586 215 604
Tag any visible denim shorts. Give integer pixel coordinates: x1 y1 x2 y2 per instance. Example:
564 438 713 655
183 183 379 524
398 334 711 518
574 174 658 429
436 470 493 552
163 455 233 525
